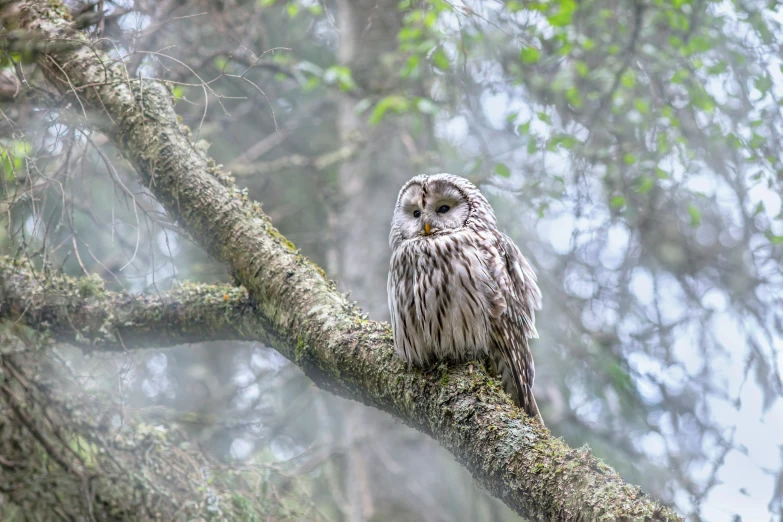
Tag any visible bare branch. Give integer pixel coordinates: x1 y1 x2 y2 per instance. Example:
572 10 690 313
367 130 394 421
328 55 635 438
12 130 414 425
231 144 361 177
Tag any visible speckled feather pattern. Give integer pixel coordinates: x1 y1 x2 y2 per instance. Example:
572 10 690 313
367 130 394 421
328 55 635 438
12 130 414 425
388 174 543 421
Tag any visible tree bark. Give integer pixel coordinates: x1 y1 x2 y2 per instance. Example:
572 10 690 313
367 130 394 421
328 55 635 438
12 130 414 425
0 2 682 520
332 0 415 320
0 258 259 350
0 343 309 520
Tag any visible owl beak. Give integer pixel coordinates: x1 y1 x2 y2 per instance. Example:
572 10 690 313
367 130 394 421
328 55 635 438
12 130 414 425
424 222 432 235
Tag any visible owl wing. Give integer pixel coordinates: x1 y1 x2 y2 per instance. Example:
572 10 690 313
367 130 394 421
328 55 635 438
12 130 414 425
487 232 543 422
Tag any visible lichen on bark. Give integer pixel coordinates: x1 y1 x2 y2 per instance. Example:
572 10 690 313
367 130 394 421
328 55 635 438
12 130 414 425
0 341 308 521
0 1 684 520
0 256 265 350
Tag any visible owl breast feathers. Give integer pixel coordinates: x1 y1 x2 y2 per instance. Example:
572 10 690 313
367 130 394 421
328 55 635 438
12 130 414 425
387 173 543 422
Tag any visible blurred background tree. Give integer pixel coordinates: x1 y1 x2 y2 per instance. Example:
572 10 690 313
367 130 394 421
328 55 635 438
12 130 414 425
1 0 782 520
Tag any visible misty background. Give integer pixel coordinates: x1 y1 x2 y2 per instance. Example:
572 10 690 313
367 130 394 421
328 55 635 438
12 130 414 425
1 0 782 520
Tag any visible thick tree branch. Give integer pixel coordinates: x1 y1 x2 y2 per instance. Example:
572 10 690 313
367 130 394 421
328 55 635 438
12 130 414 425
0 2 682 520
0 258 260 350
0 345 309 520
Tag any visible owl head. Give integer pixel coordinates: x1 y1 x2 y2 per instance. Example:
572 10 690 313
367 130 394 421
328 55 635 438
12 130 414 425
389 173 497 248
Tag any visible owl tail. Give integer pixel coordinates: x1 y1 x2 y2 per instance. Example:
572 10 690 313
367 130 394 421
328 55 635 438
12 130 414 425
489 348 544 426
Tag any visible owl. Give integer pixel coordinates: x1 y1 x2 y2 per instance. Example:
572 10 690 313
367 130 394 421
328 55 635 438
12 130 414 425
387 173 543 422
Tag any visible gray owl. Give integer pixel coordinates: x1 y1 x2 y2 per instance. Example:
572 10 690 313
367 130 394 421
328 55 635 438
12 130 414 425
387 173 543 422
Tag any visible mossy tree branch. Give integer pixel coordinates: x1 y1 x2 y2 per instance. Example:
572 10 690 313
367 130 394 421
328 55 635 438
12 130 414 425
0 258 262 350
0 1 682 520
0 342 313 521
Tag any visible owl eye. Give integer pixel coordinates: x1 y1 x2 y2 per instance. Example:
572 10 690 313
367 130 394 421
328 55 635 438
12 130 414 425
413 210 421 218
437 205 450 214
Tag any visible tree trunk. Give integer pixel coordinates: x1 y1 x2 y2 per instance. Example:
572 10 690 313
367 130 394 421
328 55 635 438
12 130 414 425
333 0 432 320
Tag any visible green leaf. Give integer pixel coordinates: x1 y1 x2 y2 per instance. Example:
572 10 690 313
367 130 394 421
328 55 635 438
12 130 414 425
623 153 636 165
369 96 410 125
537 111 552 124
549 134 579 150
323 66 356 91
401 55 420 78
755 75 773 95
688 35 711 54
214 56 229 71
1 139 31 179
655 167 669 179
565 87 582 108
692 91 716 112
547 0 577 27
708 61 728 75
431 48 450 71
688 203 701 226
749 133 766 149
495 163 511 178
656 134 670 154
416 39 437 54
671 69 689 84
633 98 649 114
520 47 540 64
398 26 422 42
607 360 634 393
635 176 654 193
610 195 626 208
558 42 574 56
620 70 635 88
507 1 524 12
302 76 321 92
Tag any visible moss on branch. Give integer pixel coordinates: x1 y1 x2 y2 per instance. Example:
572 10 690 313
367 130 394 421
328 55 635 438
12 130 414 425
0 1 683 520
0 257 266 350
0 347 309 521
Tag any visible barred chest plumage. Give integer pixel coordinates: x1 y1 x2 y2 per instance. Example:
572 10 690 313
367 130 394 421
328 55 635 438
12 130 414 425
387 173 543 422
387 228 504 366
